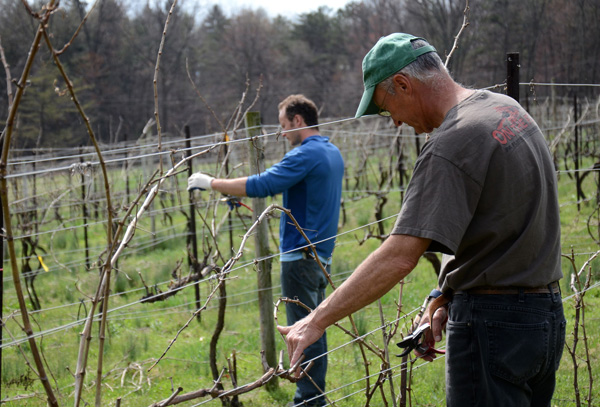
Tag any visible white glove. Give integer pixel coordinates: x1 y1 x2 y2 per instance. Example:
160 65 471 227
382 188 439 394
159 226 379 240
187 172 214 191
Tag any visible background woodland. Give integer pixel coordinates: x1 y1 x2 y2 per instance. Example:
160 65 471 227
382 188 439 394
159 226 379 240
0 0 598 150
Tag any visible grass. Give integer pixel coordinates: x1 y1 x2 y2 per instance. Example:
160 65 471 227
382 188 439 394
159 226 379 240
5 242 595 406
2 144 600 406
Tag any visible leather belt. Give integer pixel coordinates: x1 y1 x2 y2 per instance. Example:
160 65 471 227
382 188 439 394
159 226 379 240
458 281 560 295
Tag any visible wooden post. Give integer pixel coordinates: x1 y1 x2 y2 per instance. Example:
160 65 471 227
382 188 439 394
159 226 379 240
245 112 277 389
506 52 520 102
185 126 201 322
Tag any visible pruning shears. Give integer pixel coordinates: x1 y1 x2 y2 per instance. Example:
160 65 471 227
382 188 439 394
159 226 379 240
396 322 445 358
221 196 253 212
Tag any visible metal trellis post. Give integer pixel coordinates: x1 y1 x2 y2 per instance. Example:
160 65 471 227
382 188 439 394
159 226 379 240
507 52 520 102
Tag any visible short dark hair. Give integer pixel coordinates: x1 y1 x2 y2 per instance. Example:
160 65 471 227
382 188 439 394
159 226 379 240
278 94 319 128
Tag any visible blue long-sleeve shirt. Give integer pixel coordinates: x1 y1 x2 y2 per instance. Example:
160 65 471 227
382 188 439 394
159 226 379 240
245 135 344 261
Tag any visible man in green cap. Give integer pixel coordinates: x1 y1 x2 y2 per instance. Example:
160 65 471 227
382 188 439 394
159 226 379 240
278 33 565 406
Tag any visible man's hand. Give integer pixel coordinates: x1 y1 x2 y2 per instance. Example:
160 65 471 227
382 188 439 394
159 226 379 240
187 172 214 191
414 304 448 362
277 318 325 377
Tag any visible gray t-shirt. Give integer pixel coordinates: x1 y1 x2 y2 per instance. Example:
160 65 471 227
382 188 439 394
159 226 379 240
392 90 562 292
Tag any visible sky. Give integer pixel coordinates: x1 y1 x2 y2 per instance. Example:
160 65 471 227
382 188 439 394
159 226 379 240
126 0 354 21
202 0 353 18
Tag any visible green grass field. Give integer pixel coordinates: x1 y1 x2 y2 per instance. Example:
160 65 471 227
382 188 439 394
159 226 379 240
1 131 600 406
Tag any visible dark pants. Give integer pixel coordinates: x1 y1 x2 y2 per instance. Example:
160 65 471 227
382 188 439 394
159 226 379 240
446 289 566 406
281 259 330 406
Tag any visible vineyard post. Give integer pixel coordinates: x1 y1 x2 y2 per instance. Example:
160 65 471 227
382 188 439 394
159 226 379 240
80 145 90 270
125 145 131 204
245 111 278 390
32 155 38 236
506 52 520 102
185 125 201 322
414 132 421 157
574 93 582 210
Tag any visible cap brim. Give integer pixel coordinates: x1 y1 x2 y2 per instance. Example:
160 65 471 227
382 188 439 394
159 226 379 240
355 85 380 118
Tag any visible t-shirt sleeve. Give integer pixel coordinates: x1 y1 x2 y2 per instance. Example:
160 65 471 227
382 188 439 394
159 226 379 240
392 152 482 254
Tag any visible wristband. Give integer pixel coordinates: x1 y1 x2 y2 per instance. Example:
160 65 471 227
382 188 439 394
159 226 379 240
428 289 443 299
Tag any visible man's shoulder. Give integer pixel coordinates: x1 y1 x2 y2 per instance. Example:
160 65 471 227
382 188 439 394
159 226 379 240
279 137 343 173
301 135 341 153
301 134 327 145
466 90 521 111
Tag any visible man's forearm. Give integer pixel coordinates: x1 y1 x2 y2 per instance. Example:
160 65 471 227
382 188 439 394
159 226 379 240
211 177 248 197
308 234 431 332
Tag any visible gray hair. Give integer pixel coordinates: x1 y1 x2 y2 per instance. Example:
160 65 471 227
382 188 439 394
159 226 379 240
378 39 447 94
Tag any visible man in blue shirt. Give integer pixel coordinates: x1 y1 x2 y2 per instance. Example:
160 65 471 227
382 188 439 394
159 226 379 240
188 94 344 406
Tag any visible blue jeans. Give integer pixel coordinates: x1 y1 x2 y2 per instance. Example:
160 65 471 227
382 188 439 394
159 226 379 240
281 259 330 406
446 289 566 407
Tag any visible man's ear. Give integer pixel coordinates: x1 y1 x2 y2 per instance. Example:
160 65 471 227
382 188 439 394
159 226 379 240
393 73 412 94
293 114 304 127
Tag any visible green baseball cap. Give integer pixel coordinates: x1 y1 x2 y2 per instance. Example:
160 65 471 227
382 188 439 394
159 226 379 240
355 33 437 118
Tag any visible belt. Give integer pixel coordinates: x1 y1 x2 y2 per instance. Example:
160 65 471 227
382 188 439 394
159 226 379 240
457 281 560 295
